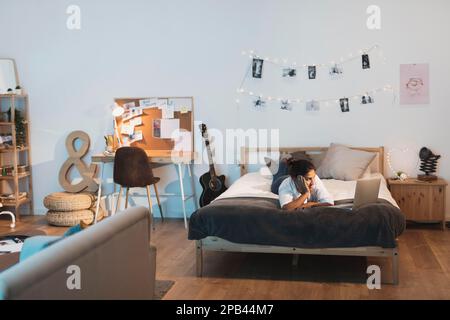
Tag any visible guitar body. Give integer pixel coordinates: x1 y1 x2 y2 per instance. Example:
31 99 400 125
199 172 227 207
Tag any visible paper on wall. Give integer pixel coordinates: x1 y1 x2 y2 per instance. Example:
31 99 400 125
170 98 192 112
123 102 136 110
130 117 143 127
160 119 180 139
139 98 158 107
130 130 143 143
122 107 143 122
121 124 134 135
162 102 175 119
179 106 189 114
157 99 168 109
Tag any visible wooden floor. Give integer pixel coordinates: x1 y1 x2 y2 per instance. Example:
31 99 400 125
1 216 449 299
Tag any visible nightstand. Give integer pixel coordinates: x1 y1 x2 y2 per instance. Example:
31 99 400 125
387 178 447 230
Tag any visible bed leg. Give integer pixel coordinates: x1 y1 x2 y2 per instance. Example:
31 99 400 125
292 254 299 267
392 249 399 285
196 240 203 277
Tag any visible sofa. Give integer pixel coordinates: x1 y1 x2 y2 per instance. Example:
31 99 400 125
0 206 156 299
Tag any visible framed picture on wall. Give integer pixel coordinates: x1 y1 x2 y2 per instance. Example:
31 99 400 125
400 63 430 105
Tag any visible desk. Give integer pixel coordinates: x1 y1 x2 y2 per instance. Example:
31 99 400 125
91 151 198 229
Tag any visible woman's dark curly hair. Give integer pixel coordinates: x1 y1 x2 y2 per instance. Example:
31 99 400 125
287 158 316 177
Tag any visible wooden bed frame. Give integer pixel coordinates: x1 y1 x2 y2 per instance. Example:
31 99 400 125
195 146 400 285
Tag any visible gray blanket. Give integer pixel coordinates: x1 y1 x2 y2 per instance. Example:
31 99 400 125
188 197 405 248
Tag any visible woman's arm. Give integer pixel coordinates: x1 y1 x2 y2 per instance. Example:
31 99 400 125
282 191 310 211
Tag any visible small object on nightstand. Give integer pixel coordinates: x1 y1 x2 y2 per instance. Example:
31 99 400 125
388 178 447 230
417 147 440 181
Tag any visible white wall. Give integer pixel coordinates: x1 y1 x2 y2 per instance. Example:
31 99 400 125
0 0 449 218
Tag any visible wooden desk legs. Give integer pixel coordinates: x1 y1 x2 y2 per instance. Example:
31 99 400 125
94 162 105 224
177 163 188 229
177 162 198 229
188 163 199 211
153 184 164 221
115 186 123 215
146 185 155 230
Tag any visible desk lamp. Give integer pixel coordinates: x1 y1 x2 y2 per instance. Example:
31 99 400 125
112 103 125 148
418 147 441 181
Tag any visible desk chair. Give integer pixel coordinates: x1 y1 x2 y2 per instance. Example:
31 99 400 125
113 147 164 224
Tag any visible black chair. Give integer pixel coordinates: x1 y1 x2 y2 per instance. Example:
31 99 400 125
113 147 163 223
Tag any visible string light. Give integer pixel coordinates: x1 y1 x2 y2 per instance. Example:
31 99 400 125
245 45 382 69
387 147 410 177
236 85 393 105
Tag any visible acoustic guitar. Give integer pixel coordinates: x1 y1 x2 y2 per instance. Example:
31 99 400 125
198 124 227 207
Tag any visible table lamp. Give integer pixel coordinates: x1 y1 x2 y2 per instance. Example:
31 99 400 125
417 147 441 181
112 103 125 148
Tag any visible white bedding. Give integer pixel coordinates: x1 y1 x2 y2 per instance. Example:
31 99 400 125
214 172 399 208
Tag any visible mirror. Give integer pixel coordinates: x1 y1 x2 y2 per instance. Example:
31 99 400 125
0 59 18 94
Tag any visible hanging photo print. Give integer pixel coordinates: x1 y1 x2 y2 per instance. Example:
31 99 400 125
329 64 343 79
361 94 374 104
308 66 316 79
282 68 296 78
340 98 350 112
252 58 264 78
280 100 292 111
362 54 370 69
306 100 320 111
253 96 266 109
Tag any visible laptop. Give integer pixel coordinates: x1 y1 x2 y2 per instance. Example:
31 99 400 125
334 178 381 210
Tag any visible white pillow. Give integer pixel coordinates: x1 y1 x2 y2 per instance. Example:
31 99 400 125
317 143 376 181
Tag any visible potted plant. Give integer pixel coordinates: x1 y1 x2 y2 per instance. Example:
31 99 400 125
6 108 26 147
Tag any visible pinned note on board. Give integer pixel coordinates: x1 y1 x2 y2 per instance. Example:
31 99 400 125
157 99 168 109
130 117 142 127
139 98 158 107
169 98 192 113
160 119 180 139
121 124 134 135
162 102 175 119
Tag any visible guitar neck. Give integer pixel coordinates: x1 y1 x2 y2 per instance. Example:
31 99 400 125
204 139 217 178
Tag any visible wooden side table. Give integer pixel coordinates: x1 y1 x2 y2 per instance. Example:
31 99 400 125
388 178 448 230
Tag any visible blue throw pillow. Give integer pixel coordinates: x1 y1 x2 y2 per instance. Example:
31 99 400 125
19 224 83 261
64 224 83 236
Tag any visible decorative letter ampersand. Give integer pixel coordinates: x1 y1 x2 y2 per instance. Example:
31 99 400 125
59 131 98 193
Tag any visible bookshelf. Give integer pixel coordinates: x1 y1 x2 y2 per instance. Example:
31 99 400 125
0 94 33 220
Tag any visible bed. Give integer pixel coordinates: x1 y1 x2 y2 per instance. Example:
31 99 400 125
188 147 406 284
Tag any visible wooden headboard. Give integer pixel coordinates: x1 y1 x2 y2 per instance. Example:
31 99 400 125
239 146 385 177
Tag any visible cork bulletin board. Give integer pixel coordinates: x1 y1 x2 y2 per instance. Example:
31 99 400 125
114 97 194 153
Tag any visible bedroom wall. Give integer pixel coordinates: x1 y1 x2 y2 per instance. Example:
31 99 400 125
1 0 449 219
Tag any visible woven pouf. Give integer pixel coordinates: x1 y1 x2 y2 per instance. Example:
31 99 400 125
46 209 94 227
44 192 95 212
46 205 105 227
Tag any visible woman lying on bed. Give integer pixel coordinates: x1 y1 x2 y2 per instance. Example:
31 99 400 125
279 159 334 210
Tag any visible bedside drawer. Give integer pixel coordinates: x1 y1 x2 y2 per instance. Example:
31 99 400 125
390 185 445 222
